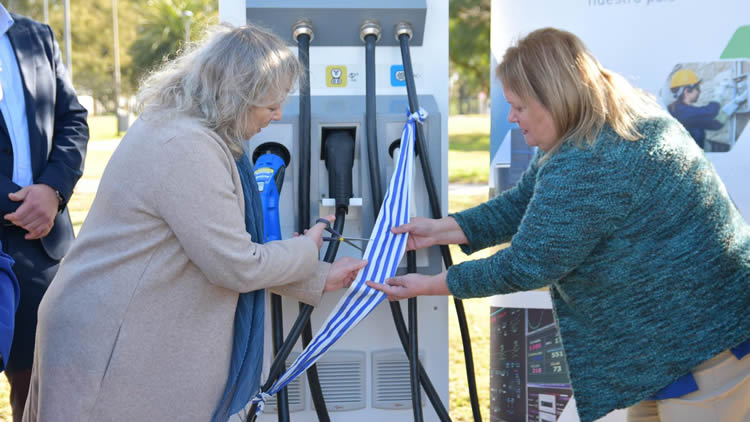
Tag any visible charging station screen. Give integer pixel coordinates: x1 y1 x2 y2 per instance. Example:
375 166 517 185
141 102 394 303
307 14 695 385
491 307 573 422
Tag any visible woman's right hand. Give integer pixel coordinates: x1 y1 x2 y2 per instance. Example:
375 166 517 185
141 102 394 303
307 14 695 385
303 215 335 250
391 217 440 251
391 216 468 251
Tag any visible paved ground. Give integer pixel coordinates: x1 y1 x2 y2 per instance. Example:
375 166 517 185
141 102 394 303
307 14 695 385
449 183 490 197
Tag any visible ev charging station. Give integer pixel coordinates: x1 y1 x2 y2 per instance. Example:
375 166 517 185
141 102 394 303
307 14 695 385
219 2 461 422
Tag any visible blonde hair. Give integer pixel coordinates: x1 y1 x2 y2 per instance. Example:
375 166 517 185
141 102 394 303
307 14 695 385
497 28 661 152
137 23 301 157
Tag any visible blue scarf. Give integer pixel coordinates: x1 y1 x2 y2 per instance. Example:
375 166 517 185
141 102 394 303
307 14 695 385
212 153 266 421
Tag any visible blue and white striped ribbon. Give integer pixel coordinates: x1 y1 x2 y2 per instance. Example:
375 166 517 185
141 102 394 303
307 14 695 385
251 108 427 415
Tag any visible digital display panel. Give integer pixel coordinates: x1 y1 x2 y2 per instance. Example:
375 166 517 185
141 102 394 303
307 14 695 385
491 307 573 422
490 308 526 421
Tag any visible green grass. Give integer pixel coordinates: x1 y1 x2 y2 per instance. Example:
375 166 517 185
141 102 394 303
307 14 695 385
449 133 490 152
70 114 125 232
449 114 492 136
448 242 500 422
0 382 8 421
69 146 118 232
448 114 490 185
87 114 124 141
0 114 493 421
449 295 491 422
449 150 490 184
448 114 491 154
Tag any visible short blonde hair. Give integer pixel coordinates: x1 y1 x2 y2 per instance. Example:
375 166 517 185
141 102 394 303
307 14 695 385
497 28 661 151
137 23 301 157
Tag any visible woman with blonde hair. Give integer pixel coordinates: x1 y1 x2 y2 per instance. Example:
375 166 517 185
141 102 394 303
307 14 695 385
23 23 366 421
368 28 750 422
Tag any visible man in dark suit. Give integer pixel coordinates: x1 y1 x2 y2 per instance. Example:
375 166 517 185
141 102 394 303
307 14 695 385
0 4 88 419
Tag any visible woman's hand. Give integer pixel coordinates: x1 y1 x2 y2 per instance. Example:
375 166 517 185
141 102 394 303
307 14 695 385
325 257 368 292
391 216 468 251
303 215 335 250
366 272 451 301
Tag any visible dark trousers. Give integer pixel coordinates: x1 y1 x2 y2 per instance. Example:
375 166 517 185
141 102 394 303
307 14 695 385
1 225 59 421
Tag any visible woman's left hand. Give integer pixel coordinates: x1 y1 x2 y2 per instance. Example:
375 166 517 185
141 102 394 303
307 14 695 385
324 257 368 292
366 272 451 301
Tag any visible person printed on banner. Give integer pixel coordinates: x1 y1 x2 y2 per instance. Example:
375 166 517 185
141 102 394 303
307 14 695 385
368 28 750 422
667 68 748 152
22 23 367 422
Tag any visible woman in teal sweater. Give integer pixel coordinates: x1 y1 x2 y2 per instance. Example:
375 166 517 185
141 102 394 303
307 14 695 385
368 28 750 422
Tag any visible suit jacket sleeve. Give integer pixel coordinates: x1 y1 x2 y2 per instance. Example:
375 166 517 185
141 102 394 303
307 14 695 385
33 24 89 205
0 179 22 214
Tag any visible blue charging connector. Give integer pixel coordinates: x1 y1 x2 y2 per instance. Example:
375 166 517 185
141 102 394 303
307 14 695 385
254 152 287 243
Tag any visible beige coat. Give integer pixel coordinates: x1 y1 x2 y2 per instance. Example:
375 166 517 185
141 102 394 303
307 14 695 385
23 113 329 421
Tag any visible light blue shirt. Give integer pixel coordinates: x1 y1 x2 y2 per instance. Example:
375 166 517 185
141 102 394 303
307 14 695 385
0 3 32 187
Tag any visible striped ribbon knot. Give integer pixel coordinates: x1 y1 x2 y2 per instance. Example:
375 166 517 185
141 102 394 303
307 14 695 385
408 107 428 124
254 392 272 415
250 108 423 416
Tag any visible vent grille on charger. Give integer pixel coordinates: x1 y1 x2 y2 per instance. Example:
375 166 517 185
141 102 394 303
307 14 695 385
317 351 366 411
266 353 305 413
372 349 426 409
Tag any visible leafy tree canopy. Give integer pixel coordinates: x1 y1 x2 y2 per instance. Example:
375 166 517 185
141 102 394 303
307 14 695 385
8 0 488 111
129 0 217 89
6 0 216 111
449 0 491 99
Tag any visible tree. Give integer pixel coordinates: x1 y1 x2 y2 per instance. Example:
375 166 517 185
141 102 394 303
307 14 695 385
6 0 216 113
62 0 140 111
449 0 491 114
128 0 217 89
6 0 140 111
4 0 44 18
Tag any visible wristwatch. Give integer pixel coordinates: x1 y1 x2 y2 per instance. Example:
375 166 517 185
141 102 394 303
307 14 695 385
54 189 64 211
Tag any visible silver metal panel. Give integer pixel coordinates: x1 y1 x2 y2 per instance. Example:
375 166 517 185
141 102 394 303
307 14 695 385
245 1 426 46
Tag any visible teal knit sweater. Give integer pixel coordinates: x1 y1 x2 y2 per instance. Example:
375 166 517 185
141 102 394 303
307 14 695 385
447 112 750 421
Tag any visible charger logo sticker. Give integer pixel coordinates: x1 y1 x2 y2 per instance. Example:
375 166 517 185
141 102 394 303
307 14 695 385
391 65 406 87
326 65 348 87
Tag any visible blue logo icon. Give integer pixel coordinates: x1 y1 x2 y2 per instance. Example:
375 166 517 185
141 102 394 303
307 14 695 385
390 65 406 87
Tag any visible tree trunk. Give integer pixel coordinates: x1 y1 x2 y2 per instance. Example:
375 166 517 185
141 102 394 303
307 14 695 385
459 83 466 115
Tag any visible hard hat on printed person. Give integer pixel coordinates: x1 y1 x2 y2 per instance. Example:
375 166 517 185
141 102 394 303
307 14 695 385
670 69 700 88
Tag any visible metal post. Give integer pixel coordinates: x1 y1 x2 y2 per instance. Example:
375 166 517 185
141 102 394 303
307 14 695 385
63 0 72 80
183 10 193 45
112 0 121 134
43 0 49 24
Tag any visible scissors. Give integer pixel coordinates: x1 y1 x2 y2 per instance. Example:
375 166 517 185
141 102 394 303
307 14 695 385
315 218 369 251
